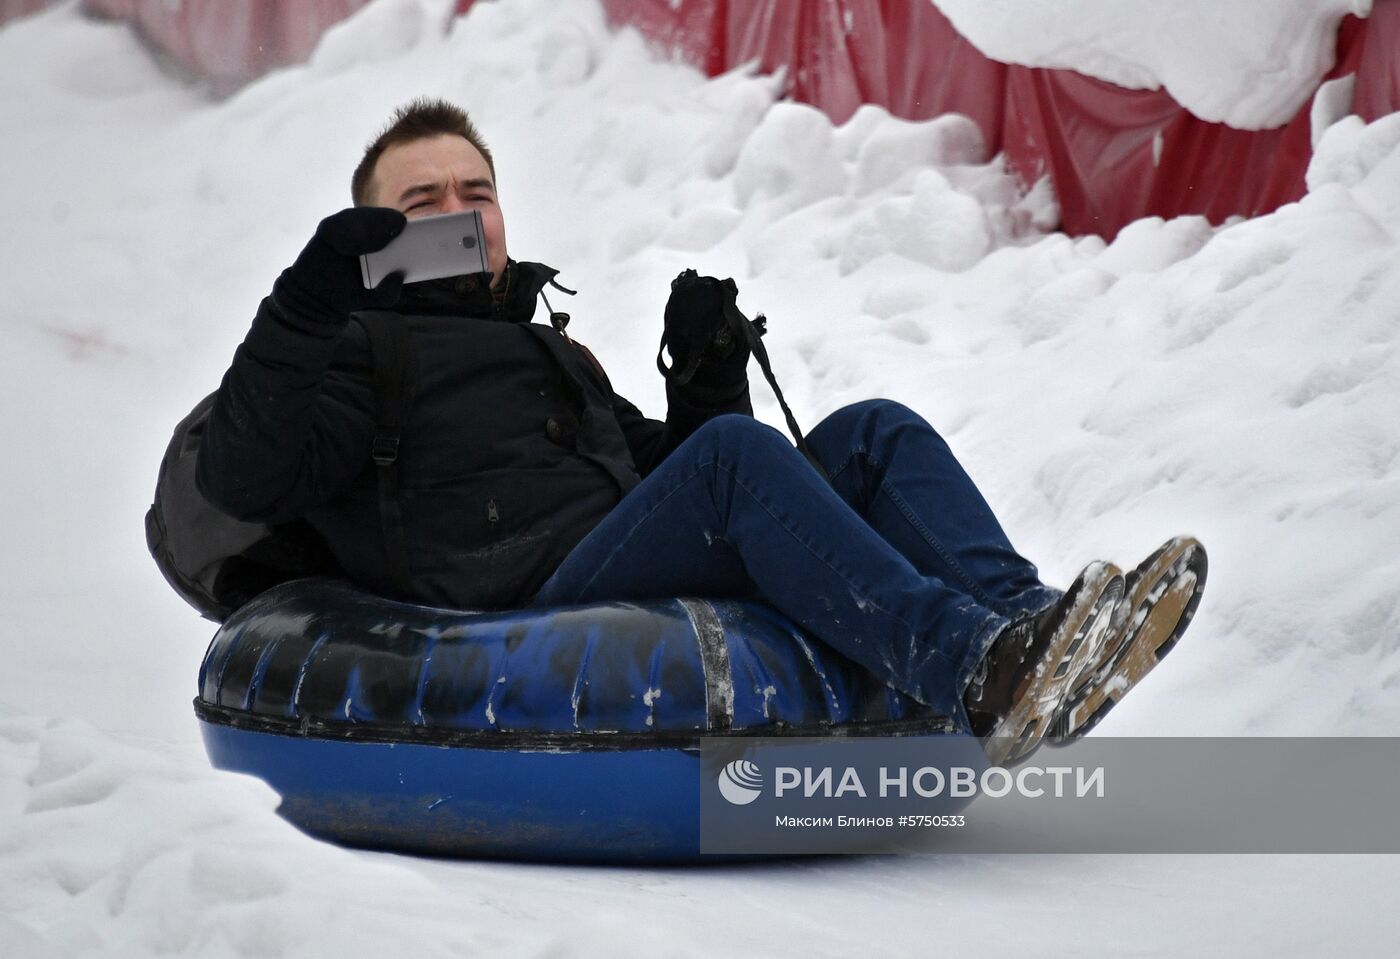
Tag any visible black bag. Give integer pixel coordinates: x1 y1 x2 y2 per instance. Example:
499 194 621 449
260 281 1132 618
144 393 344 622
656 269 828 481
146 312 412 622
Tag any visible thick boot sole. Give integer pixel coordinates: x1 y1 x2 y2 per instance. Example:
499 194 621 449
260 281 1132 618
1047 537 1208 745
983 561 1124 767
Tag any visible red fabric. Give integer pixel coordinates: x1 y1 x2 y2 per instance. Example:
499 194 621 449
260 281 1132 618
81 0 372 92
1152 111 1312 225
876 0 1006 137
1000 67 1322 237
595 1 1006 137
1000 11 1374 237
1354 0 1400 121
599 0 728 75
599 0 887 124
597 0 1390 239
730 0 888 125
1001 71 1177 236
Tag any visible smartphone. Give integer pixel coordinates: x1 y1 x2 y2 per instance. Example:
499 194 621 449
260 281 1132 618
360 209 489 288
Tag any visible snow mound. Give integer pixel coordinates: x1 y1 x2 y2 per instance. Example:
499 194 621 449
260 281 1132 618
933 0 1372 128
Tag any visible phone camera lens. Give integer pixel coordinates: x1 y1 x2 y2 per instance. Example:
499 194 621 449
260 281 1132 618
461 236 477 249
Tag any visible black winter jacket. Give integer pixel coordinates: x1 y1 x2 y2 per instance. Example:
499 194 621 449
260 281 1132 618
196 260 752 609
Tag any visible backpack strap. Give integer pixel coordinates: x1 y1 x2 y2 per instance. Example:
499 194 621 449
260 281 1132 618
571 340 610 386
354 311 416 597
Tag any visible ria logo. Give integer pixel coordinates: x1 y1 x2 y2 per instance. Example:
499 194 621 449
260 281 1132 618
718 759 764 805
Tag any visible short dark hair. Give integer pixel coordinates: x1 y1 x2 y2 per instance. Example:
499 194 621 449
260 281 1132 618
352 98 495 206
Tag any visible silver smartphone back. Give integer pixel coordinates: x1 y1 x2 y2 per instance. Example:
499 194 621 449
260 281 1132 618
360 209 489 288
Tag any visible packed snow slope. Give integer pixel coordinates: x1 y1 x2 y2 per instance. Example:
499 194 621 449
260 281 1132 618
2 0 1398 956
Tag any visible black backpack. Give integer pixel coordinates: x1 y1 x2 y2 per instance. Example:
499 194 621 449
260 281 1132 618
146 313 413 622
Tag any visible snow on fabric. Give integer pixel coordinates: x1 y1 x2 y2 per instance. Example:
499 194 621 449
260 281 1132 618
933 0 1372 128
1 0 1397 955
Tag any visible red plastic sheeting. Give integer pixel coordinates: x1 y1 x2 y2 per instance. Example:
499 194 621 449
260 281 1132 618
874 0 1006 135
66 0 1400 238
81 0 373 93
1355 0 1400 121
1000 67 1313 236
603 0 1008 130
576 0 726 74
1000 15 1376 235
600 0 1399 239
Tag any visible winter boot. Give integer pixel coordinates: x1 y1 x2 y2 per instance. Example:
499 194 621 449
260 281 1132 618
1047 537 1208 745
964 561 1124 766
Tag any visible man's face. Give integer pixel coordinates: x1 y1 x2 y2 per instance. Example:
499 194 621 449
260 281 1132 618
369 133 509 287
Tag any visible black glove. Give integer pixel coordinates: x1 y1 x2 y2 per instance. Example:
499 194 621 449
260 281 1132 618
270 207 408 331
658 269 752 397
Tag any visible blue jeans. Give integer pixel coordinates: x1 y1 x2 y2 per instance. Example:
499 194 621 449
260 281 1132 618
530 400 1060 725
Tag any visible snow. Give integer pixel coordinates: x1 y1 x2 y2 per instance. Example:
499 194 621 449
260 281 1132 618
932 0 1372 129
2 0 1399 955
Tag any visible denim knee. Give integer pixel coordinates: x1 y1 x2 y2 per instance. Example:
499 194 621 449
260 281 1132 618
689 413 790 453
806 399 939 467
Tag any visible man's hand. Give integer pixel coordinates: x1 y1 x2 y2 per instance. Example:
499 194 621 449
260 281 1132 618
271 207 408 330
660 269 751 396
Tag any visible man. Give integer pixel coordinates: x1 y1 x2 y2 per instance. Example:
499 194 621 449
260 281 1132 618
197 99 1206 765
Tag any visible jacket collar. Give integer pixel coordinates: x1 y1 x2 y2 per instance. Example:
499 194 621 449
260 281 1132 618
396 260 561 324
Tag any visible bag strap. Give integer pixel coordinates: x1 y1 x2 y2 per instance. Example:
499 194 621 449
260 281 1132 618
656 289 830 483
355 311 416 597
723 299 830 483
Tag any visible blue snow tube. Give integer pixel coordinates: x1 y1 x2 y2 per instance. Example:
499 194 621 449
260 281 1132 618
196 578 961 862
